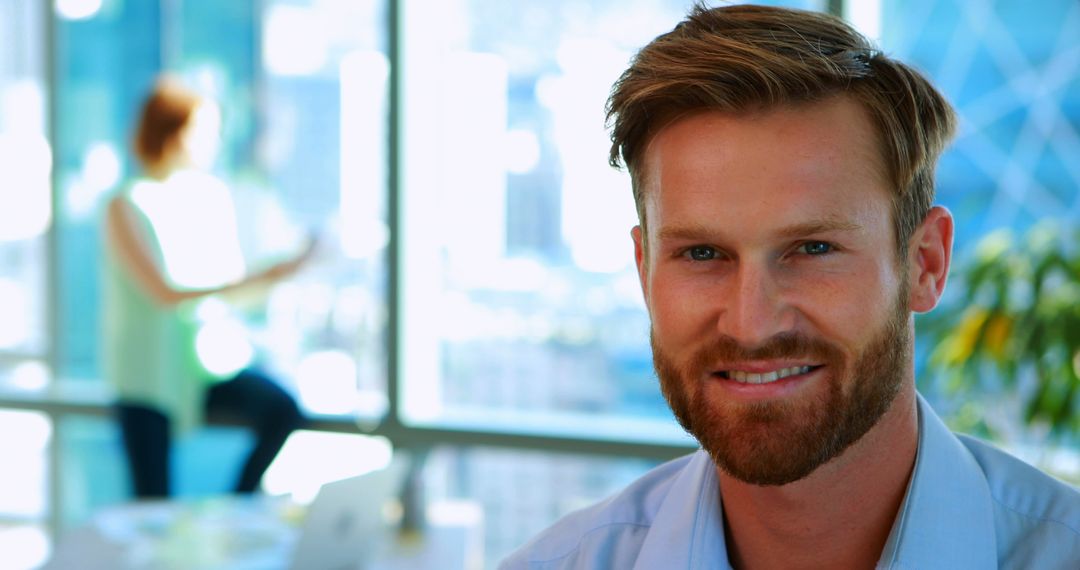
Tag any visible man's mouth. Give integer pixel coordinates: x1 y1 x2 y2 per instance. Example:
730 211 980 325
714 365 822 385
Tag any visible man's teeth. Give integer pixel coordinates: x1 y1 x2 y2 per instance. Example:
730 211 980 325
728 366 811 384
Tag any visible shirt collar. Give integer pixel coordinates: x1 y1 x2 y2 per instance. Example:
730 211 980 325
632 394 997 569
877 394 997 569
633 450 733 570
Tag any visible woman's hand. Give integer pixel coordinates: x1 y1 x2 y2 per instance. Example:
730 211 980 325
256 233 321 284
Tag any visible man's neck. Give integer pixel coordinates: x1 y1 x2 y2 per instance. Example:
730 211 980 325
718 387 919 570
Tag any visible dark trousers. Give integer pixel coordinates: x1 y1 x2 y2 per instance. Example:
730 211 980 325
116 368 305 498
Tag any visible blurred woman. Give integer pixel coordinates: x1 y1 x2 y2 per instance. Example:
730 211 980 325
102 77 313 498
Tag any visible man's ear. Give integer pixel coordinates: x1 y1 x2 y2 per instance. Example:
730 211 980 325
907 206 954 313
632 225 649 300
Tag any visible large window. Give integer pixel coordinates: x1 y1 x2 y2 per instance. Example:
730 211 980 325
27 0 392 564
881 0 1080 245
0 1 52 566
423 446 659 566
880 0 1080 458
400 0 693 442
3 0 1076 567
257 0 389 418
51 0 389 416
0 0 49 362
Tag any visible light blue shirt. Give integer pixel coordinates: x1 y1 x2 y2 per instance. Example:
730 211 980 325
500 395 1080 569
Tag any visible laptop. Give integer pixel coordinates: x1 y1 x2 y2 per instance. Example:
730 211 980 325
289 454 411 570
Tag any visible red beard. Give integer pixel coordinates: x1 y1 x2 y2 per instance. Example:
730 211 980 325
652 291 911 486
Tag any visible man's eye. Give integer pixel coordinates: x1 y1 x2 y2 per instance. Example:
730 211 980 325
798 241 833 255
686 246 717 261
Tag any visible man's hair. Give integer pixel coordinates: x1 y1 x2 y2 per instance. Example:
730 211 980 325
607 3 957 255
133 77 202 173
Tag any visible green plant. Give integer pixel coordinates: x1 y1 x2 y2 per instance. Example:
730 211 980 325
925 221 1080 439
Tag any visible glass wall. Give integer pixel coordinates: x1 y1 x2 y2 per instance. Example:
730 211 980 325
52 0 389 414
881 0 1080 246
881 0 1080 464
424 447 659 568
0 0 49 362
0 407 51 570
53 0 162 379
41 0 391 551
256 0 389 418
4 0 1077 567
400 0 691 441
0 1 52 565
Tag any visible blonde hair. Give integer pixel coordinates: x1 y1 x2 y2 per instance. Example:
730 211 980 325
607 4 957 254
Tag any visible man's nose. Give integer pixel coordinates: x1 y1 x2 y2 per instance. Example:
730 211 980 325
717 263 794 349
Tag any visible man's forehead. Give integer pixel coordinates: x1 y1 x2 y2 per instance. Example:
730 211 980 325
637 96 894 244
637 96 888 198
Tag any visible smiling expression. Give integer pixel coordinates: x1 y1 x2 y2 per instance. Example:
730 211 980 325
635 95 915 485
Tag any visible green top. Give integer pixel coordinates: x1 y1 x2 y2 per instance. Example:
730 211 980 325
101 171 249 434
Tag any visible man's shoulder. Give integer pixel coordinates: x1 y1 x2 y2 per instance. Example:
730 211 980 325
957 433 1080 521
956 433 1080 564
498 452 699 569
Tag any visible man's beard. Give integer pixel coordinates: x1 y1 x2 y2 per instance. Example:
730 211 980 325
652 290 911 486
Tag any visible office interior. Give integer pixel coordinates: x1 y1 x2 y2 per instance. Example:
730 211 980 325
0 0 1077 568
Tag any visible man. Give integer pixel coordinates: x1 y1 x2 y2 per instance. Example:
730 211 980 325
501 4 1080 569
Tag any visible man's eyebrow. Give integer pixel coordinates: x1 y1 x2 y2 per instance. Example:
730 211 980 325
776 219 862 238
655 224 719 241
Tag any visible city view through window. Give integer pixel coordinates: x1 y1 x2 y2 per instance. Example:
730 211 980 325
0 0 1076 567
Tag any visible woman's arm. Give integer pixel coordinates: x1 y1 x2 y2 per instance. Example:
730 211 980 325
104 196 314 307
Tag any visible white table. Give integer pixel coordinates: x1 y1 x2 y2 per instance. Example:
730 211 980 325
43 496 484 570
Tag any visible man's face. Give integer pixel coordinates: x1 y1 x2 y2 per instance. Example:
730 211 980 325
634 96 914 486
